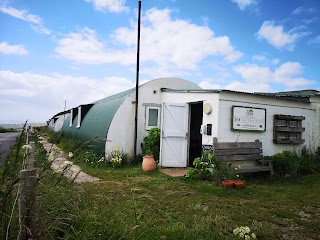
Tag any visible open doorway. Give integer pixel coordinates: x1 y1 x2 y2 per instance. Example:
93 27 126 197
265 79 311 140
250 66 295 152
188 102 203 166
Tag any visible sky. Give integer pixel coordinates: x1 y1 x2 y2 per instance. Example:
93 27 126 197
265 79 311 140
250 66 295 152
0 0 319 123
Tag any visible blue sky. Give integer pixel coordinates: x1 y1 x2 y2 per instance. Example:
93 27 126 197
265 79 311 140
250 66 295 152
0 0 319 123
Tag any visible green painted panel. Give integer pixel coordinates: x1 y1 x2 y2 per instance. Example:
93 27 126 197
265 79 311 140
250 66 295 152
61 88 135 155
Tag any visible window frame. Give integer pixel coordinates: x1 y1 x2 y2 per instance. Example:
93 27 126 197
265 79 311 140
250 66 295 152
145 105 161 130
76 106 82 128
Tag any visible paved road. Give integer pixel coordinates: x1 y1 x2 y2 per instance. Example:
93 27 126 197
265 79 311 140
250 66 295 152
0 132 21 165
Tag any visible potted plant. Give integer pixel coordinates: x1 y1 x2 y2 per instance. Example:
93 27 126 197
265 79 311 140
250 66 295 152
142 149 157 172
141 128 159 172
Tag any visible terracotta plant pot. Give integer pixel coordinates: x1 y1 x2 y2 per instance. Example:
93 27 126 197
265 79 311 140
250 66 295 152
234 180 245 189
222 180 235 189
142 155 157 172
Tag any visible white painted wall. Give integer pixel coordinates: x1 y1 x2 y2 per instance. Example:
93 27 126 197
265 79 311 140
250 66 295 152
217 91 317 156
161 91 220 145
105 78 201 158
49 113 69 132
310 95 320 151
105 79 320 161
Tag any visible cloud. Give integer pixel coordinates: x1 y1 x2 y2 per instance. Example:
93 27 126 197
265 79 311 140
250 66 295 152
199 80 271 92
85 0 129 13
234 62 314 88
0 71 135 122
0 42 28 55
121 8 243 67
292 6 316 15
252 55 266 61
231 0 257 10
257 21 298 49
54 27 135 64
0 6 50 35
234 63 273 83
55 8 242 75
0 6 41 23
308 35 320 46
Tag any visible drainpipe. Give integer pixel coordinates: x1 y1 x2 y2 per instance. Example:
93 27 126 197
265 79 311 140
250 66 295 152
134 1 142 164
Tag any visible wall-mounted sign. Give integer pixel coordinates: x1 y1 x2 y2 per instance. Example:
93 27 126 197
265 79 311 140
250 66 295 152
232 106 266 131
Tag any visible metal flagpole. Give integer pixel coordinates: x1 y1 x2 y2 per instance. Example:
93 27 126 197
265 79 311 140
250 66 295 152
134 1 141 163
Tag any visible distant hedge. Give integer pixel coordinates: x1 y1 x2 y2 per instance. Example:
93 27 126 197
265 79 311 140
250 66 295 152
0 127 17 133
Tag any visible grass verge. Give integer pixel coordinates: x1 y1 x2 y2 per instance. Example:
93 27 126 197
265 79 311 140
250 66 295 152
36 147 320 239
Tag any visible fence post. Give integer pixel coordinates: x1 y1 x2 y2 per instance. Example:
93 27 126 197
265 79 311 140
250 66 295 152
17 168 37 240
18 126 37 240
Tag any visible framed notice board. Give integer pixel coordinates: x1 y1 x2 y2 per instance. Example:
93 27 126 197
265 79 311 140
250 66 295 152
232 106 266 132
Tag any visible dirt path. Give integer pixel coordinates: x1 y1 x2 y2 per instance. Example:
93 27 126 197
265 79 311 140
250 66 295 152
42 138 99 183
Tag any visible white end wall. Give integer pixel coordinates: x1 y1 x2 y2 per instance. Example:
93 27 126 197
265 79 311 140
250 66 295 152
106 78 201 159
217 92 317 156
105 95 136 158
161 92 220 145
56 114 69 132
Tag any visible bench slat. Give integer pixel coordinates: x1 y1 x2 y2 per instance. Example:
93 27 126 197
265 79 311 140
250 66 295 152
216 154 263 162
214 141 262 149
236 166 271 173
214 148 262 156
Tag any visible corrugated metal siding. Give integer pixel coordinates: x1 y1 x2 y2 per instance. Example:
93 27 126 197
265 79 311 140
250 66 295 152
61 88 135 155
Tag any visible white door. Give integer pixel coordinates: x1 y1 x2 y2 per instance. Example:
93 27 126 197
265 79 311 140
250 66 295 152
160 103 189 167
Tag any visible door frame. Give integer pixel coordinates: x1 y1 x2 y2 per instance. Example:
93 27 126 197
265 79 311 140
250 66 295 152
159 103 189 167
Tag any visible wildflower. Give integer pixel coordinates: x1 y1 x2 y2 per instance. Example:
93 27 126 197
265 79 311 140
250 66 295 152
233 227 240 235
22 144 32 150
38 140 44 144
236 174 240 178
233 226 256 239
68 152 73 158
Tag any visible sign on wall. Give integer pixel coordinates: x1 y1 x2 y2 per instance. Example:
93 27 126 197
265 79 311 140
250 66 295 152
232 106 266 131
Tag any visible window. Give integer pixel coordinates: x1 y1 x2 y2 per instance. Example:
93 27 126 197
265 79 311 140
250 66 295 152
273 114 305 144
146 106 160 130
69 107 78 127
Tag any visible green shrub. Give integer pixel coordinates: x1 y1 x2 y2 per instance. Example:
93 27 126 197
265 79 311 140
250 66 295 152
271 147 320 177
185 150 237 184
141 128 160 161
47 131 63 144
299 146 320 174
0 127 17 133
272 150 300 177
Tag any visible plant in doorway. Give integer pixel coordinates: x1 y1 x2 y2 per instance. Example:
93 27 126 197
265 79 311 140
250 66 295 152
141 128 160 172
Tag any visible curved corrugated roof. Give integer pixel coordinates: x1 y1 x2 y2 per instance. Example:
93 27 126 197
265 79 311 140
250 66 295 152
61 88 135 155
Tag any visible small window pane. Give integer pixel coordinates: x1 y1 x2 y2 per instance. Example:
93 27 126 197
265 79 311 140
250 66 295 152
148 108 158 127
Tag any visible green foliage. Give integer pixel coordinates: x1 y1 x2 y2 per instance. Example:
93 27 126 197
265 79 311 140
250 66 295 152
271 146 320 177
47 130 63 144
141 128 160 161
0 131 25 238
58 137 83 154
76 151 98 164
185 150 237 184
0 127 17 133
272 150 300 177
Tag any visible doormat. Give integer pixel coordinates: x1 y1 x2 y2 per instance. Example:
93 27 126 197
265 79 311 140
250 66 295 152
159 168 189 177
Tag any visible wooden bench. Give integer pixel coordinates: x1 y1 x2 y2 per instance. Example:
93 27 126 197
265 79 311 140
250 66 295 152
213 138 273 175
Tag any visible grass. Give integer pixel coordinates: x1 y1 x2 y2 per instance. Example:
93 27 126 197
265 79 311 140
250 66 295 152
35 145 320 240
3 128 319 239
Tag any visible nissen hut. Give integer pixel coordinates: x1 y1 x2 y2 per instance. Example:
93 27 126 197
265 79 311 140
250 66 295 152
48 78 320 170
